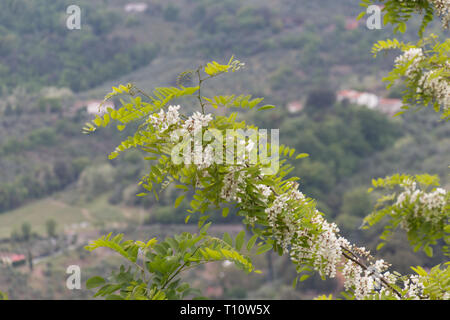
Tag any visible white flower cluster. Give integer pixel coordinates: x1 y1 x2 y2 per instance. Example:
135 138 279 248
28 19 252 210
149 106 217 170
222 135 259 167
291 214 374 281
145 105 439 300
181 111 213 134
360 271 429 300
195 144 213 170
256 184 272 204
181 111 215 170
220 166 247 202
307 214 345 278
265 184 307 253
219 170 412 299
342 262 375 299
394 48 424 78
342 258 389 300
418 70 450 110
219 139 265 203
394 47 450 111
429 0 450 28
261 183 403 298
148 105 181 132
402 275 425 299
395 181 448 225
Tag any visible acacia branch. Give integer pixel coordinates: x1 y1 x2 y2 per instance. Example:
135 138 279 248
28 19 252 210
341 246 402 298
196 68 205 114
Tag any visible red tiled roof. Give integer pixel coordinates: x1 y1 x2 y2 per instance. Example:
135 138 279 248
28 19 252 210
0 253 26 262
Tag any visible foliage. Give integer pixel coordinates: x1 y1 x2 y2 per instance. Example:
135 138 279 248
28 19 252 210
371 35 449 120
410 263 450 299
85 57 443 300
305 88 336 114
359 0 448 36
21 222 32 242
85 225 262 300
0 290 7 300
363 174 449 257
0 156 88 213
355 8 449 302
82 84 201 136
358 1 449 120
45 219 57 238
0 0 434 219
0 0 446 300
0 0 159 92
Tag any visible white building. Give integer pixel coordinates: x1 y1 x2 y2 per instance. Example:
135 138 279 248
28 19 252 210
73 100 114 115
286 101 304 114
337 90 402 116
337 90 378 109
87 100 115 115
124 3 148 13
356 92 379 109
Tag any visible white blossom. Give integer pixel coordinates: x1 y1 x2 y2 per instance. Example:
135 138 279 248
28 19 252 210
429 0 450 28
220 166 247 202
256 184 272 203
395 182 448 225
402 275 425 299
148 105 181 132
394 48 424 78
418 70 450 110
181 111 213 134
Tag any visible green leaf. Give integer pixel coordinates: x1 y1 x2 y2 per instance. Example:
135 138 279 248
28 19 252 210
299 274 310 282
246 234 258 251
411 266 428 277
176 283 190 293
235 230 245 251
154 244 168 256
85 234 131 262
175 195 185 208
166 238 179 251
223 232 233 246
424 246 433 257
258 105 275 111
356 11 366 21
86 276 106 289
295 153 309 159
222 207 230 218
256 243 272 255
175 185 189 192
136 193 148 197
292 276 298 289
199 222 212 234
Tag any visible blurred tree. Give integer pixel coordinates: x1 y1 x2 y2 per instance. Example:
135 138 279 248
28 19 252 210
340 187 373 219
305 87 336 116
45 219 57 238
163 4 180 21
21 222 32 242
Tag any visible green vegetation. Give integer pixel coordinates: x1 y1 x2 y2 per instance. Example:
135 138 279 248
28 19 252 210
0 0 158 92
83 53 448 299
0 0 448 300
